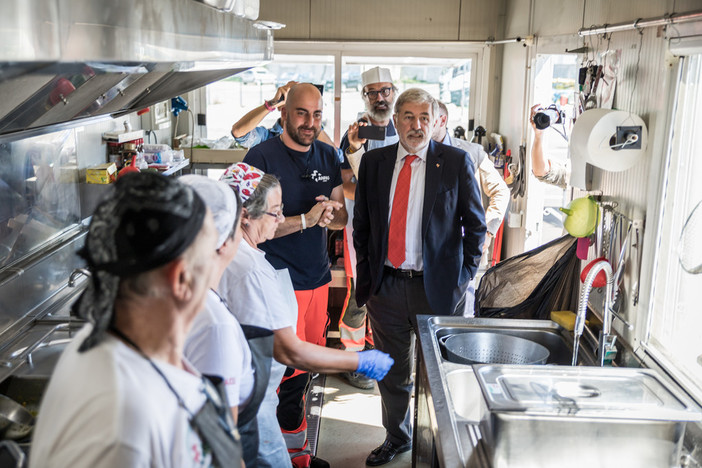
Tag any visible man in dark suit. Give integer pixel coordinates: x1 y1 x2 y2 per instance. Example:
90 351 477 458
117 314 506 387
353 88 486 466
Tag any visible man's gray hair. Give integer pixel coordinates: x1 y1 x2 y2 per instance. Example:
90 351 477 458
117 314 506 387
394 88 438 119
436 100 449 118
244 174 281 219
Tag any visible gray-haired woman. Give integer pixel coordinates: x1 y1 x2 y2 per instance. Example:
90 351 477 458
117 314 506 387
218 162 393 468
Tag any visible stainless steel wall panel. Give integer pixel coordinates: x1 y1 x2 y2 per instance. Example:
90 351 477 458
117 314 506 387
261 0 504 41
582 0 674 28
504 0 532 38
258 0 311 39
309 0 462 41
533 0 585 36
459 0 507 41
592 28 669 213
673 0 702 13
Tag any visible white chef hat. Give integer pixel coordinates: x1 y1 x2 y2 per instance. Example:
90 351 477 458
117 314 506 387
362 67 393 88
179 174 239 249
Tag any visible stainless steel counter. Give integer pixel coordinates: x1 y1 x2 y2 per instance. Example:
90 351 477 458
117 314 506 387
413 316 598 468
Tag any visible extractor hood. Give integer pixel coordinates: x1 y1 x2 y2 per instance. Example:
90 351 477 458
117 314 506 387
0 0 271 138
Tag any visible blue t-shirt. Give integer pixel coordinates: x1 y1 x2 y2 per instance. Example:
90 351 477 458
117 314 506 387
235 120 344 162
339 118 398 169
243 137 343 290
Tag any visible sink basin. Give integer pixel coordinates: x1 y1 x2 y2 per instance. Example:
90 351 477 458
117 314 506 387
435 320 596 366
446 368 484 422
415 316 600 468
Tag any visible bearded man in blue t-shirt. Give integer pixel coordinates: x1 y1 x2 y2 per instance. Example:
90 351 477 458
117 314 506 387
243 83 347 468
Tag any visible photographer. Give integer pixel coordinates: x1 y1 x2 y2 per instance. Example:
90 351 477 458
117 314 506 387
530 103 569 188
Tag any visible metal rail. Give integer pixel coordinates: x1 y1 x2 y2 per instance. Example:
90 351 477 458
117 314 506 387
579 10 702 37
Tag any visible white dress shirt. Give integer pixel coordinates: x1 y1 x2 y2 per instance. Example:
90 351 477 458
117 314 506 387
386 144 428 271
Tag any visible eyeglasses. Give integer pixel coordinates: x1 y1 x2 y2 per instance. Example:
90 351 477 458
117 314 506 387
363 87 393 99
264 204 284 220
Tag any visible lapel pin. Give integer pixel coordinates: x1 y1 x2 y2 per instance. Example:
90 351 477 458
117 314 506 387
436 163 440 168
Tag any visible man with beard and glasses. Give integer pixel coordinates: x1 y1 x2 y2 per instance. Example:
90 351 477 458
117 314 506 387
243 82 347 468
354 88 486 466
336 67 399 389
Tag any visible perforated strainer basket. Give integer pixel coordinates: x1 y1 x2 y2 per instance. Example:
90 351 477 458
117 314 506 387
443 332 550 365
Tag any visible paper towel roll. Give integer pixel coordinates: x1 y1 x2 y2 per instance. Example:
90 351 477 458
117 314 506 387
570 109 647 172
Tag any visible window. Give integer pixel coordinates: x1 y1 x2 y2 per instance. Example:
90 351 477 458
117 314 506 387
525 54 578 250
647 53 702 402
341 56 473 142
202 44 480 149
205 55 335 142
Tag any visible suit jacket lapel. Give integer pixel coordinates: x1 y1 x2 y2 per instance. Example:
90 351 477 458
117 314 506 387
422 141 443 237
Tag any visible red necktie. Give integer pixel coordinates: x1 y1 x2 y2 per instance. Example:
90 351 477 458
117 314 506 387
388 155 418 268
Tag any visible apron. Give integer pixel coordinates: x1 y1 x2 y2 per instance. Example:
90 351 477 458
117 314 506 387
255 268 300 468
194 375 244 467
237 324 274 467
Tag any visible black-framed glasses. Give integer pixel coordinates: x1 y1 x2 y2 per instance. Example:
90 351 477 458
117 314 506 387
264 204 284 220
363 87 393 99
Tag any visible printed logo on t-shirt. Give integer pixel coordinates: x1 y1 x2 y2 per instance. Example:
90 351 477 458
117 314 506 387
308 170 330 183
188 428 214 467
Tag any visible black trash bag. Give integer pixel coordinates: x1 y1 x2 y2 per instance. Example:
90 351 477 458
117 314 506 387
475 234 580 320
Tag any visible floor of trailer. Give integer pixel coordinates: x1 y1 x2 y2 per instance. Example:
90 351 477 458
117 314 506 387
312 373 412 468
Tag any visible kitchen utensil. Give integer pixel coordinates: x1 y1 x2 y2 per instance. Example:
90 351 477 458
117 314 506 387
0 394 35 441
118 154 140 178
443 332 549 365
679 199 702 274
560 196 599 237
580 257 608 287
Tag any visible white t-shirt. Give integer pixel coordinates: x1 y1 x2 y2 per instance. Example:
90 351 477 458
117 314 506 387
218 240 298 381
184 289 255 408
219 240 297 333
30 325 214 468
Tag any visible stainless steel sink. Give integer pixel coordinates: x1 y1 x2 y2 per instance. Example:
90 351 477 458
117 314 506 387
414 316 599 467
475 364 702 468
435 319 596 366
445 368 483 422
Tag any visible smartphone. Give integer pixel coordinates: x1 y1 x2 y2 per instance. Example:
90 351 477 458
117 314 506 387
357 125 386 141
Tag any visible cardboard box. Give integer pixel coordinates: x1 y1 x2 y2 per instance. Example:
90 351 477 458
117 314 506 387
185 148 248 165
86 162 117 184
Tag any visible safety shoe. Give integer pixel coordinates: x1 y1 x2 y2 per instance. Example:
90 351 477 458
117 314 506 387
341 371 374 390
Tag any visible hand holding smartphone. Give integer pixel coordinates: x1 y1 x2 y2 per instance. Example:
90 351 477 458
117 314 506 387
357 125 385 141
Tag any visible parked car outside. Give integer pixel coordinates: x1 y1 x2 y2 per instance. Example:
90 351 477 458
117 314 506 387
238 67 277 84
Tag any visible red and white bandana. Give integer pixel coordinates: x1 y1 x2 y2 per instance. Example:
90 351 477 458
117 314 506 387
219 162 264 201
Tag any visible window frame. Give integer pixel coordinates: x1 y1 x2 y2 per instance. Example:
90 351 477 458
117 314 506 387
634 52 702 404
273 41 486 146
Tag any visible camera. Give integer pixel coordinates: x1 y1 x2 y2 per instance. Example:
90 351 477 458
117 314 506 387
533 104 565 130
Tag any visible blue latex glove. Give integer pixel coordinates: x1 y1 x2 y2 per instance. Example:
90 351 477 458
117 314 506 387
356 349 394 381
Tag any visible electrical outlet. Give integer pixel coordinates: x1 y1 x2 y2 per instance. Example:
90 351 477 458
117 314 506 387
197 113 207 126
615 126 642 150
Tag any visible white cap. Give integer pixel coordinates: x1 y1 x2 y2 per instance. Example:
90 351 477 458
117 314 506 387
179 175 238 249
362 67 393 88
